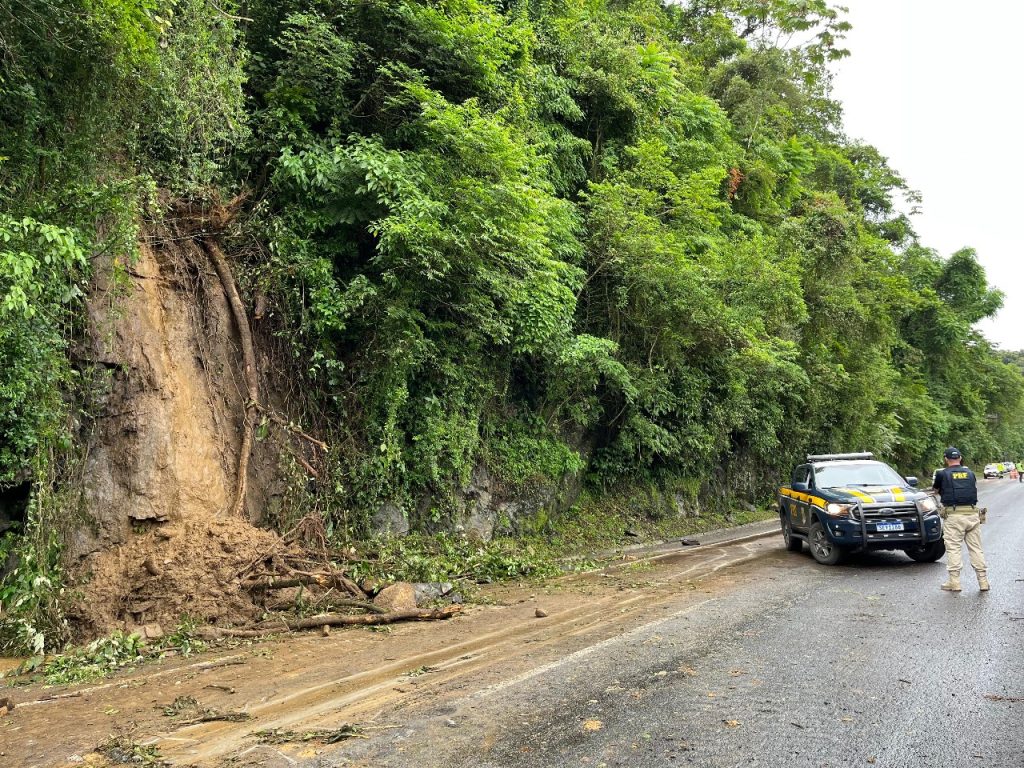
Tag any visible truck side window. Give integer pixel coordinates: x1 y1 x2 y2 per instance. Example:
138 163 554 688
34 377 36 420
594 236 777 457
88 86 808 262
792 465 811 486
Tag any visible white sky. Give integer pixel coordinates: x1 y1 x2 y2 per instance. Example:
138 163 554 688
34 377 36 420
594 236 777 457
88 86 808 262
828 0 1023 350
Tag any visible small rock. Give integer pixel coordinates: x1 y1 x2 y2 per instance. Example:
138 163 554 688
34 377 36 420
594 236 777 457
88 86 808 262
445 718 457 728
535 608 548 618
143 557 161 576
142 623 164 641
624 527 641 538
321 625 330 637
680 538 700 546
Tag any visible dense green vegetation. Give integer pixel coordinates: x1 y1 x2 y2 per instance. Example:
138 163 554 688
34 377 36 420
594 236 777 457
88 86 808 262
2 0 1022 550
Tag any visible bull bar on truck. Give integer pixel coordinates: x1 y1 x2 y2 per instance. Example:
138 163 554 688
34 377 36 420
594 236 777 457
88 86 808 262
852 501 929 553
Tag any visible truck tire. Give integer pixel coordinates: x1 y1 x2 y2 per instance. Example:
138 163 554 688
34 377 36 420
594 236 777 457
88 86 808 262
781 512 802 552
905 540 946 563
808 521 844 565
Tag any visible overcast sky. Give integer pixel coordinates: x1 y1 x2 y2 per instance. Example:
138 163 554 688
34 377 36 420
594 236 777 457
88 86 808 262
827 0 1023 350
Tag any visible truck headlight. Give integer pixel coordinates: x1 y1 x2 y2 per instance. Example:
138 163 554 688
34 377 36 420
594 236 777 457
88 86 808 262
917 496 938 514
825 503 854 517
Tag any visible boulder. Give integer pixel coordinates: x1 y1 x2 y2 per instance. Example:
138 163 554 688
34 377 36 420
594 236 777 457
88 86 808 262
414 582 457 605
373 582 418 612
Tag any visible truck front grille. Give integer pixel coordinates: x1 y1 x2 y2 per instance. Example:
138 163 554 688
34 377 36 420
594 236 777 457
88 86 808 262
853 503 918 520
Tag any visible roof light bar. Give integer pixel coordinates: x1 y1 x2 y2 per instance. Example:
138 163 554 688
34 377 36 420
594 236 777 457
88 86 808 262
806 452 875 462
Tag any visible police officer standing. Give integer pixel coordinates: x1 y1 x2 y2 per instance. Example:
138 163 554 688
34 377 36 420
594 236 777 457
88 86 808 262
932 446 988 592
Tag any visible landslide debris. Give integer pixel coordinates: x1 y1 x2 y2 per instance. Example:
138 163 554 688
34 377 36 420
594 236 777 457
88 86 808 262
70 207 459 641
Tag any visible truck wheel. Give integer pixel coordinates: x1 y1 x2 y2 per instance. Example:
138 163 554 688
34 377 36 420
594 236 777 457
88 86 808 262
781 513 802 552
808 521 844 565
905 540 946 563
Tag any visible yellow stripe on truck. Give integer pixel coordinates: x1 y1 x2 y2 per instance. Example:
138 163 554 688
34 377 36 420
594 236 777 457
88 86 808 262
842 487 875 503
780 489 827 507
890 487 905 502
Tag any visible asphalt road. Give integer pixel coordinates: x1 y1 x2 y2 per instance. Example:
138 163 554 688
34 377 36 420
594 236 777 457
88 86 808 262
335 480 1024 768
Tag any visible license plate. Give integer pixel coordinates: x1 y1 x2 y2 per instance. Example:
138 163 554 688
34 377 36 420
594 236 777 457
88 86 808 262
876 522 904 532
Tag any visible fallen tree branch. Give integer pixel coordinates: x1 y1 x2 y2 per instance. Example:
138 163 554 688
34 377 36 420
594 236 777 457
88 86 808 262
243 572 367 599
200 606 461 638
174 711 252 726
264 597 387 614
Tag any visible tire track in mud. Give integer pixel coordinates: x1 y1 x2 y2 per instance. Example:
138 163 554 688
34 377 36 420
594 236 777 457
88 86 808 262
159 537 780 765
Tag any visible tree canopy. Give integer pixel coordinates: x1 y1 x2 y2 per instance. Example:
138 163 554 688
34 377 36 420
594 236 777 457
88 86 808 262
2 0 1022 528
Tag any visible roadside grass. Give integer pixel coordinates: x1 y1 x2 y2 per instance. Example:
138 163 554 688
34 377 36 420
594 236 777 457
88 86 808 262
2 617 207 687
347 492 775 591
536 490 776 561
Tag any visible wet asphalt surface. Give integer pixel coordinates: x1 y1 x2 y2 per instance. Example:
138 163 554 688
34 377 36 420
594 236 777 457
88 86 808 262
334 480 1024 768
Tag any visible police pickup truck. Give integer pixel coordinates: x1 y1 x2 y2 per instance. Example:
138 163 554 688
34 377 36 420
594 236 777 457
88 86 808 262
778 453 945 565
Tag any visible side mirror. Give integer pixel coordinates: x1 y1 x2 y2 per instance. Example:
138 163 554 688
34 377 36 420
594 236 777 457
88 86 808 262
905 476 919 487
792 481 809 492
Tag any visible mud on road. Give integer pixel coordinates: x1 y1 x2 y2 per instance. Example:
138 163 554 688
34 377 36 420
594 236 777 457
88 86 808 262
0 531 782 767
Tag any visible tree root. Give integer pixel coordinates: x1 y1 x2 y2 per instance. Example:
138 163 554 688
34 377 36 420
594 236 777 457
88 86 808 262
256 405 328 451
202 237 258 518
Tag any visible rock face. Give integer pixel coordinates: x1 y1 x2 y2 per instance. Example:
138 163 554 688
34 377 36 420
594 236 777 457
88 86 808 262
372 501 410 536
454 462 585 539
674 493 701 518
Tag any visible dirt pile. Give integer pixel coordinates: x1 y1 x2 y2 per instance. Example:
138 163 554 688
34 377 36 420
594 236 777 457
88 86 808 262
71 516 280 635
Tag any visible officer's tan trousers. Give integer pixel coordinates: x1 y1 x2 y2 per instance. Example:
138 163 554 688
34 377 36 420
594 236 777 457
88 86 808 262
943 513 987 575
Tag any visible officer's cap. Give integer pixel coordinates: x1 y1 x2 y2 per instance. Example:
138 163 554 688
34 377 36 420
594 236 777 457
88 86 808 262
944 446 962 460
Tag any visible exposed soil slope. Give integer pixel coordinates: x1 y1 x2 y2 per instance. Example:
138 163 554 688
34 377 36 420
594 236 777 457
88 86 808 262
70 230 287 637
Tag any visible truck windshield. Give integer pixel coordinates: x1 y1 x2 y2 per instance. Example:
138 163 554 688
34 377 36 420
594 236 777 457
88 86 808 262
814 462 906 488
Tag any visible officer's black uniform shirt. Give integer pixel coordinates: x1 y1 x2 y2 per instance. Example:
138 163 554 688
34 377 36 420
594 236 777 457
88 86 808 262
932 464 978 506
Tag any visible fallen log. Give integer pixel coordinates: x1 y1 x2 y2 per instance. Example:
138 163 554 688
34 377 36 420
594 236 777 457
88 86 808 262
199 605 461 639
263 597 387 615
242 572 367 599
